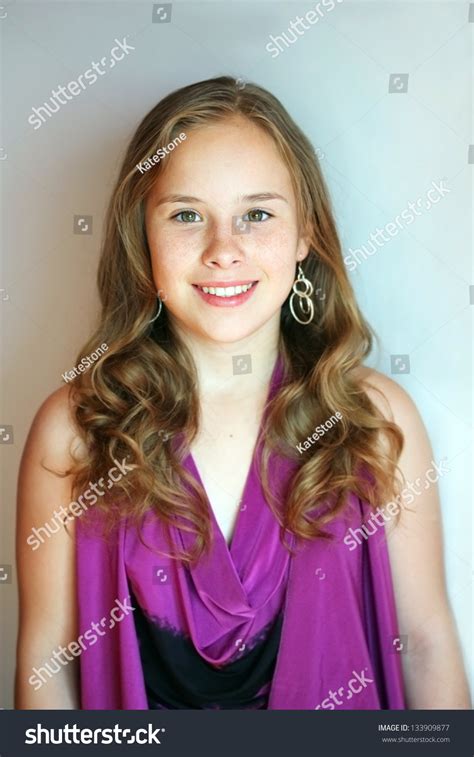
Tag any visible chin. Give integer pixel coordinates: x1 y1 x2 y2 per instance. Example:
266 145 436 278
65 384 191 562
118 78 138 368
202 324 259 345
188 313 267 344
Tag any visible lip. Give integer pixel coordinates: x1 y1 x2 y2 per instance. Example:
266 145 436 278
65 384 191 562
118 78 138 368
192 279 257 287
192 280 259 308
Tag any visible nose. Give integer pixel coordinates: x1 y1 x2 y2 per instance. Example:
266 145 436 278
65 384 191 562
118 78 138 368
201 218 247 269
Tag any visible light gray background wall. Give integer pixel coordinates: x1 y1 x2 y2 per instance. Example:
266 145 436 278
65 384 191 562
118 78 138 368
1 0 472 708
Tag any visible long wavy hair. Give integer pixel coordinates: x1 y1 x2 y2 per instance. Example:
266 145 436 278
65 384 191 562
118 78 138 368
67 75 404 565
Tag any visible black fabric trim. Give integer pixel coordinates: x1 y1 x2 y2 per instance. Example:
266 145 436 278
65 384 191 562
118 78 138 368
131 591 283 710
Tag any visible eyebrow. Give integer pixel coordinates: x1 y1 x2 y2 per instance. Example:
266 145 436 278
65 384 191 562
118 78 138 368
155 192 288 206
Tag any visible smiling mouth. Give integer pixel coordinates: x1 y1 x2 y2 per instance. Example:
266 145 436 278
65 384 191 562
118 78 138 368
192 281 258 298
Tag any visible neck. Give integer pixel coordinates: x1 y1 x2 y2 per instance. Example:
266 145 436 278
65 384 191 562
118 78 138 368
172 315 281 398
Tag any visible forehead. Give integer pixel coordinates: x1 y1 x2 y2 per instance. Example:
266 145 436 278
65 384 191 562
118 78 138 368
147 116 295 200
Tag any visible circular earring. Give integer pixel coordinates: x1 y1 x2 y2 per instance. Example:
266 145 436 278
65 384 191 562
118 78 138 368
289 263 314 325
148 294 163 324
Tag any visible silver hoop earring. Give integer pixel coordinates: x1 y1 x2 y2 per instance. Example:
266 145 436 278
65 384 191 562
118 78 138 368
289 263 314 325
148 294 163 324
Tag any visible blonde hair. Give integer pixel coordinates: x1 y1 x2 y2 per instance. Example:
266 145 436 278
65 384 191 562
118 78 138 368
67 76 403 564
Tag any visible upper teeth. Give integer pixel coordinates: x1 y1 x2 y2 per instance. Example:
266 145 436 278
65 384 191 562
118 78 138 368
199 283 254 297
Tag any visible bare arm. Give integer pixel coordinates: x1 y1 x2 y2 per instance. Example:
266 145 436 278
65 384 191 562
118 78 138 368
15 386 85 709
362 370 471 709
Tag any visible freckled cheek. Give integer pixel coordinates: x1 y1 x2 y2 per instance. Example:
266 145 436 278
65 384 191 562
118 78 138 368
148 229 197 270
254 228 300 275
147 239 190 296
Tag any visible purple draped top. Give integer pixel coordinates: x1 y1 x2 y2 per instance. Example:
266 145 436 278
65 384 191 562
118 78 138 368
76 356 406 710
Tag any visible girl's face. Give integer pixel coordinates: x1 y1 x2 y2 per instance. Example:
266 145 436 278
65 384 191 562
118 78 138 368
145 116 309 344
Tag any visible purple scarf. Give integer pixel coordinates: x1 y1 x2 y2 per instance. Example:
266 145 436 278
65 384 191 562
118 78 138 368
76 357 406 709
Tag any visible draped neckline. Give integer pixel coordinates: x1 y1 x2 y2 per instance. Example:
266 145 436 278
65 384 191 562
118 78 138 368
183 353 285 559
173 354 291 622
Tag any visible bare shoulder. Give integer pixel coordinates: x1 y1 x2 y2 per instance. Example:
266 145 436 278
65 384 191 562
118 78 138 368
351 365 437 508
22 384 87 470
17 384 87 535
17 385 88 538
351 365 424 433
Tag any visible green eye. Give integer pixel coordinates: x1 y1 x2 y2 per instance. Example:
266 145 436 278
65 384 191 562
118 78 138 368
244 209 272 222
174 210 201 223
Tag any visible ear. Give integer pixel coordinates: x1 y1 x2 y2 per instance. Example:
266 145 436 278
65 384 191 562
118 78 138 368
296 232 311 263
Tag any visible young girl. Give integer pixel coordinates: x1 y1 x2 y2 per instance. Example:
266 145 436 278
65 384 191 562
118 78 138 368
15 76 470 710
